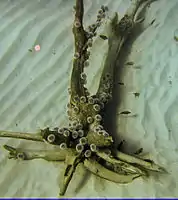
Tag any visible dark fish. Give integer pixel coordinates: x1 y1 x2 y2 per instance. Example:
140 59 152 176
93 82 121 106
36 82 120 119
118 82 124 85
144 159 154 164
117 140 125 151
134 148 143 155
126 61 134 65
133 92 140 97
99 34 108 40
119 111 131 115
150 18 156 25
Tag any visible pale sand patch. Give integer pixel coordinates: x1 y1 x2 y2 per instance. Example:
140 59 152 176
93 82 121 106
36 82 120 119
0 0 178 197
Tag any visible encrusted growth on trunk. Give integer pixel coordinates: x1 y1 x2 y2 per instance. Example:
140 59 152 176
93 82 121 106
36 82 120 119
0 0 165 197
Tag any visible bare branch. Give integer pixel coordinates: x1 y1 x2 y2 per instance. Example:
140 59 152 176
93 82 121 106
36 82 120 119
84 158 142 184
3 144 67 161
0 130 43 142
96 0 154 105
116 151 167 173
59 153 82 196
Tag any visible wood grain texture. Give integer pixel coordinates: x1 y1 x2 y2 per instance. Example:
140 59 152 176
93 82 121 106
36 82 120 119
0 0 178 197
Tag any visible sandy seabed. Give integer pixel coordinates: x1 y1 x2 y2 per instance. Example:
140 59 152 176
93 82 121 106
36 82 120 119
0 0 178 198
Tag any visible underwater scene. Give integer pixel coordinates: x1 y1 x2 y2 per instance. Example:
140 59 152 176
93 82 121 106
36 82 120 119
0 0 178 198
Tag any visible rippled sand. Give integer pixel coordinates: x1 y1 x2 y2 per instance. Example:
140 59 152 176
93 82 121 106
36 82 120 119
0 0 178 197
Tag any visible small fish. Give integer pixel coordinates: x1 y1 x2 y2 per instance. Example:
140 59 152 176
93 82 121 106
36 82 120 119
118 82 124 85
150 19 156 25
99 34 108 40
134 148 143 155
119 111 131 115
144 159 154 164
133 92 140 97
117 140 125 150
126 61 134 65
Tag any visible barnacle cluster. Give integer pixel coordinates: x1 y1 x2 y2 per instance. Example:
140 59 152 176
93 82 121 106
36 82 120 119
0 0 166 197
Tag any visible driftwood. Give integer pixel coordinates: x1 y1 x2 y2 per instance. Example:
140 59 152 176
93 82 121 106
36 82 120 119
0 0 166 197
